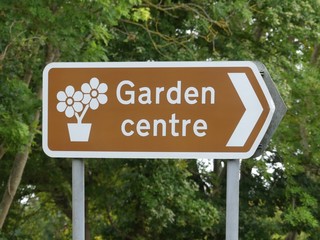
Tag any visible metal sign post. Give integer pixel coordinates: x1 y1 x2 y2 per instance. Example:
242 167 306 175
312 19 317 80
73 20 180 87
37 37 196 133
72 159 85 240
226 159 240 240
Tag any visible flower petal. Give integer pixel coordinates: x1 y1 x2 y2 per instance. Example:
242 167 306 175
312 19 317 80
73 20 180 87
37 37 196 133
90 98 99 110
65 106 74 118
98 94 107 104
82 94 91 104
57 102 67 112
73 91 83 101
57 91 67 101
90 77 99 89
97 83 108 93
73 102 83 112
81 83 91 93
65 86 75 97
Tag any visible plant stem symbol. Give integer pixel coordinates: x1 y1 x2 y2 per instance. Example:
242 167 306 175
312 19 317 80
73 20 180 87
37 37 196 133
56 77 108 141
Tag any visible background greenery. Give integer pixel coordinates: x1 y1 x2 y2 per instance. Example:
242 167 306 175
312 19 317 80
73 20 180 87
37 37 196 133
0 0 319 239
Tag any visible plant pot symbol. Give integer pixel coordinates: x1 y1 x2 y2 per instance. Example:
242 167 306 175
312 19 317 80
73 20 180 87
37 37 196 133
68 123 92 142
56 77 108 142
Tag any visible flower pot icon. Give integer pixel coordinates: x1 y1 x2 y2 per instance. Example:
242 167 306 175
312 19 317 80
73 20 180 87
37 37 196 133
67 123 92 142
56 77 108 142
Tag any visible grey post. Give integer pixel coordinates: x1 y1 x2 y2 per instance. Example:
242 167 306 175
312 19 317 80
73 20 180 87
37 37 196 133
226 159 240 240
72 159 85 240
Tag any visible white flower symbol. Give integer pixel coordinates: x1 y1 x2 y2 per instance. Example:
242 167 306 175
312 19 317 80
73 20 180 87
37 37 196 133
56 77 108 125
56 77 108 142
57 86 84 118
81 77 108 110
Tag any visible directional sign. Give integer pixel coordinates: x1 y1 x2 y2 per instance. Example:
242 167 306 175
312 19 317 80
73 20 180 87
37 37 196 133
251 61 287 157
42 61 277 159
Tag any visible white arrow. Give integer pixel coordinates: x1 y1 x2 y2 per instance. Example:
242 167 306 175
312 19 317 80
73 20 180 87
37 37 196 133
226 73 263 147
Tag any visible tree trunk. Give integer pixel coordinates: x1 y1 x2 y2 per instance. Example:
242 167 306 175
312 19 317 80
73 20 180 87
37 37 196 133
286 231 298 240
0 141 33 228
0 84 41 228
0 44 59 229
0 143 6 160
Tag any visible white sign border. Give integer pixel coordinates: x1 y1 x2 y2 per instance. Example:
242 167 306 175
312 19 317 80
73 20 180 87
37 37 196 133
42 61 275 159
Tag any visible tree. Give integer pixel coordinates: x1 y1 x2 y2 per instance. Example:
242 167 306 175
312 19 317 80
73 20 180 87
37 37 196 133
110 2 320 238
0 0 142 231
0 0 319 239
85 159 219 239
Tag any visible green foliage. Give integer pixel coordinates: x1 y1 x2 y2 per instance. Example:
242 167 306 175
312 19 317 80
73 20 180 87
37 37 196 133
0 191 71 240
86 159 219 239
0 0 319 239
131 7 151 22
0 79 38 151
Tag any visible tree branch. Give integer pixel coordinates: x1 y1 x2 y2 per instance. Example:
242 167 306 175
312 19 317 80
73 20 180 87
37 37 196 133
0 143 6 160
119 19 197 59
0 43 11 62
23 69 33 86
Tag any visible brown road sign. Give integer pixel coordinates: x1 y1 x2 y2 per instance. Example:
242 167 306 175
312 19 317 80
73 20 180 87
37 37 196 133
42 61 276 159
